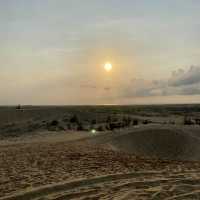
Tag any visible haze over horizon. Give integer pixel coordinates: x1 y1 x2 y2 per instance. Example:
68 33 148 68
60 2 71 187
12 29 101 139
1 0 200 105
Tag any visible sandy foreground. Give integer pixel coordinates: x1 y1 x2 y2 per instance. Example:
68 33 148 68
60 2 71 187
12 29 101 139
1 130 200 200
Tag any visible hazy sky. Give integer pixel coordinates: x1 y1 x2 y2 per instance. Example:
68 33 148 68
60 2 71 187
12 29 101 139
1 0 200 105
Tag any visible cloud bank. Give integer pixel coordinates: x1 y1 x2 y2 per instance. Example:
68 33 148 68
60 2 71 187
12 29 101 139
123 66 200 98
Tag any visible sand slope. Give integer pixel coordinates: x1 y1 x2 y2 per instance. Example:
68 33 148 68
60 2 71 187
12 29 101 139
89 126 200 161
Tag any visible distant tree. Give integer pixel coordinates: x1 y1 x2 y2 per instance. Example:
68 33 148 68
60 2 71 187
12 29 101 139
91 119 97 125
142 120 149 125
70 115 79 124
67 123 72 130
122 116 132 126
195 118 200 125
132 119 138 126
106 116 112 123
127 116 132 126
122 116 127 126
50 120 59 126
109 123 115 131
108 122 123 131
142 119 152 125
77 122 84 131
46 120 59 131
184 116 194 125
105 124 111 130
58 126 65 131
97 125 104 132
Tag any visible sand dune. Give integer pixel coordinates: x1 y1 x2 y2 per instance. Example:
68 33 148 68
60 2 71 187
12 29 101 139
88 126 200 161
110 128 200 161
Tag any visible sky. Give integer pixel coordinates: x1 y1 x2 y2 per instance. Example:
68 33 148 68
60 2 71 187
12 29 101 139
0 0 200 105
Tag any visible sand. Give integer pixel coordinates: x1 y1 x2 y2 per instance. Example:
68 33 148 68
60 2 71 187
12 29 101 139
1 106 200 199
96 126 200 161
1 127 200 199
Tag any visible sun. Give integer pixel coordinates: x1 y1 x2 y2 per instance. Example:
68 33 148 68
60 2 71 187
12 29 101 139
104 62 112 72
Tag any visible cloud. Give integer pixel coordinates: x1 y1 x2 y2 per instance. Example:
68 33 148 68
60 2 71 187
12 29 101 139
169 66 200 86
123 66 200 98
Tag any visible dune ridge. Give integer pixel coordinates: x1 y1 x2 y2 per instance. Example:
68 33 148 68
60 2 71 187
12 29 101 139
103 127 200 161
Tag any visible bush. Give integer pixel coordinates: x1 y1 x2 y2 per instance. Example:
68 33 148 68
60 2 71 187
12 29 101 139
58 126 65 131
70 115 79 123
50 120 59 126
132 119 138 126
142 119 152 125
122 116 132 126
67 124 72 130
195 118 200 125
184 117 194 125
105 124 111 130
77 123 84 131
106 116 112 123
142 120 149 125
91 119 97 125
109 122 123 131
97 125 104 132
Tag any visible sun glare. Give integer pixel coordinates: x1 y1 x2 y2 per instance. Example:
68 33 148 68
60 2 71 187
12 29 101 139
104 62 112 72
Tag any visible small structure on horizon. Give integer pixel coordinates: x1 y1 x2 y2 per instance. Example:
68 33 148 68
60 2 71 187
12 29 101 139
16 104 22 110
